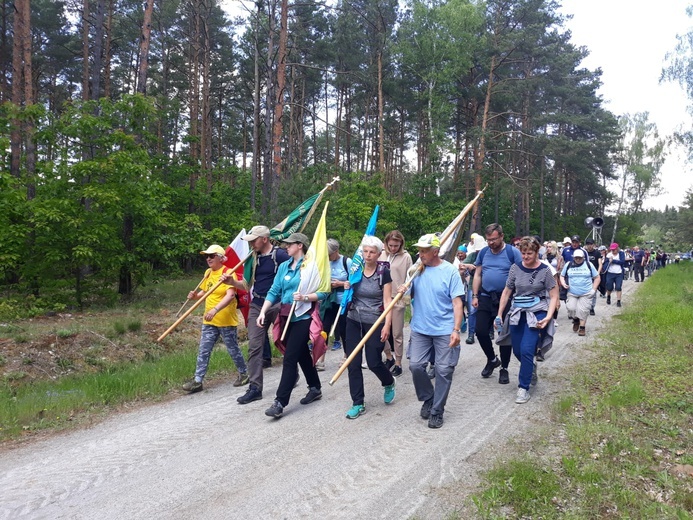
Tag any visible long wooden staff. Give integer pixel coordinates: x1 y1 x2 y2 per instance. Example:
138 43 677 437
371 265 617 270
328 187 487 385
157 251 253 342
175 276 207 318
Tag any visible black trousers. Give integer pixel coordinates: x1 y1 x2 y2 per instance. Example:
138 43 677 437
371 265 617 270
474 294 512 368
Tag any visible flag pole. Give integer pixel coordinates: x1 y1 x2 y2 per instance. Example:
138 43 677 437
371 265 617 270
328 187 487 385
298 177 339 234
175 276 208 318
280 301 296 341
157 251 253 342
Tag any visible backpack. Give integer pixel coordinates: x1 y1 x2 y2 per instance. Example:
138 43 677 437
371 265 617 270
476 244 516 266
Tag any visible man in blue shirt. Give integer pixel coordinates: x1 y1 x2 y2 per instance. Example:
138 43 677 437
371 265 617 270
402 233 464 429
471 223 522 384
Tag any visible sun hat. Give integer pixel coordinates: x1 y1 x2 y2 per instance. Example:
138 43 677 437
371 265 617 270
609 242 619 250
413 234 441 249
572 249 585 258
200 244 225 256
243 225 271 240
283 232 310 249
563 236 571 244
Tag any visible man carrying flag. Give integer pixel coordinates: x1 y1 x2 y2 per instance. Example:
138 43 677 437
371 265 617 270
258 204 331 419
223 225 290 405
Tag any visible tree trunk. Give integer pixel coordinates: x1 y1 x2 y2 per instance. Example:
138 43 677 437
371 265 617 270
20 0 34 199
10 0 24 178
377 49 385 176
251 5 261 212
103 0 113 98
262 0 276 220
271 0 288 184
472 55 495 230
136 0 155 95
82 0 90 100
90 0 106 100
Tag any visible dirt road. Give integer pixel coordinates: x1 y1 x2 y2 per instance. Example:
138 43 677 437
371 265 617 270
0 282 635 519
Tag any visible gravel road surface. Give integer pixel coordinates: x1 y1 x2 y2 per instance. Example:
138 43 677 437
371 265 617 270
0 282 636 519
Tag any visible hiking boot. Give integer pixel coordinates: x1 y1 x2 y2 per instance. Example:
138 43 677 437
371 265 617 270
426 363 436 379
384 379 396 404
420 398 433 419
299 386 322 405
515 388 531 404
481 357 501 378
498 368 509 385
315 361 325 372
345 404 366 419
616 300 622 308
531 363 538 386
233 372 249 387
590 309 595 316
390 364 403 377
578 326 586 337
428 414 444 429
331 340 342 351
465 332 475 344
182 380 203 393
536 348 544 362
606 295 611 305
385 358 395 371
264 400 283 418
572 318 580 332
237 385 262 404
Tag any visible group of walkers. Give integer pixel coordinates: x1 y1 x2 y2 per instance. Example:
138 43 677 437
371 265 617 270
180 220 636 428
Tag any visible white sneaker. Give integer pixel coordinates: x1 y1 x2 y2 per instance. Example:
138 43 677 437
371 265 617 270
515 388 531 404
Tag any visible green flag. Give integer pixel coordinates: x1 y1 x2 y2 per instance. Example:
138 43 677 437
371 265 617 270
269 191 324 242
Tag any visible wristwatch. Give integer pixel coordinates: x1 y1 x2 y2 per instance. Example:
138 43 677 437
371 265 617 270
303 295 309 302
452 328 461 333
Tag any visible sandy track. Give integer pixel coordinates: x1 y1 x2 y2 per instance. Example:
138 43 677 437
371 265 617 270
0 281 636 520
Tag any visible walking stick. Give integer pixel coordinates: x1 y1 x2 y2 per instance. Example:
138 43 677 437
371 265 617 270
157 251 253 342
328 187 487 385
175 277 207 318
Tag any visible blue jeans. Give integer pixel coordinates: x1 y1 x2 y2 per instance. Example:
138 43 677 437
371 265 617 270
466 288 477 335
509 312 545 390
194 325 247 382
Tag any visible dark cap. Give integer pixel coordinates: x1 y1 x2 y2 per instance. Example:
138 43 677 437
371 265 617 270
585 238 594 244
571 235 581 242
283 232 310 249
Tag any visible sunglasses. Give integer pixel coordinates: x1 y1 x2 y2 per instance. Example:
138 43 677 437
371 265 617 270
205 254 218 259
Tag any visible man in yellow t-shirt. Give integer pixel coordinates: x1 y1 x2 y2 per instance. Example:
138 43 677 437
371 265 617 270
182 245 249 393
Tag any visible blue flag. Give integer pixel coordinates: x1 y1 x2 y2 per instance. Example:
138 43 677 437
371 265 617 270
339 205 379 316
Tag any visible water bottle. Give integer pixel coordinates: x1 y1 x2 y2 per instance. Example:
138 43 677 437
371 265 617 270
494 316 502 333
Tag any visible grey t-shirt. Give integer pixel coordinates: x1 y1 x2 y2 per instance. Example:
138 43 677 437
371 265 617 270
347 269 392 324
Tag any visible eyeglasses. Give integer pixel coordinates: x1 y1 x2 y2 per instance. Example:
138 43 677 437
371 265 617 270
205 254 218 259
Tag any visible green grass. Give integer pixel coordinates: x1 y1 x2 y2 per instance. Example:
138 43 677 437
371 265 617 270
472 262 693 519
0 344 244 440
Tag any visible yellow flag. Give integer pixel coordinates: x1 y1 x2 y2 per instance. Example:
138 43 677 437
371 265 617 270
296 202 331 316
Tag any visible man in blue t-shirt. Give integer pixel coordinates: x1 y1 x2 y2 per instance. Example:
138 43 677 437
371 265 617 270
401 233 464 429
472 223 522 384
225 225 290 405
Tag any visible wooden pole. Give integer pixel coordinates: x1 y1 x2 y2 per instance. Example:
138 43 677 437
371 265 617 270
157 252 252 342
280 300 296 341
175 276 207 318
